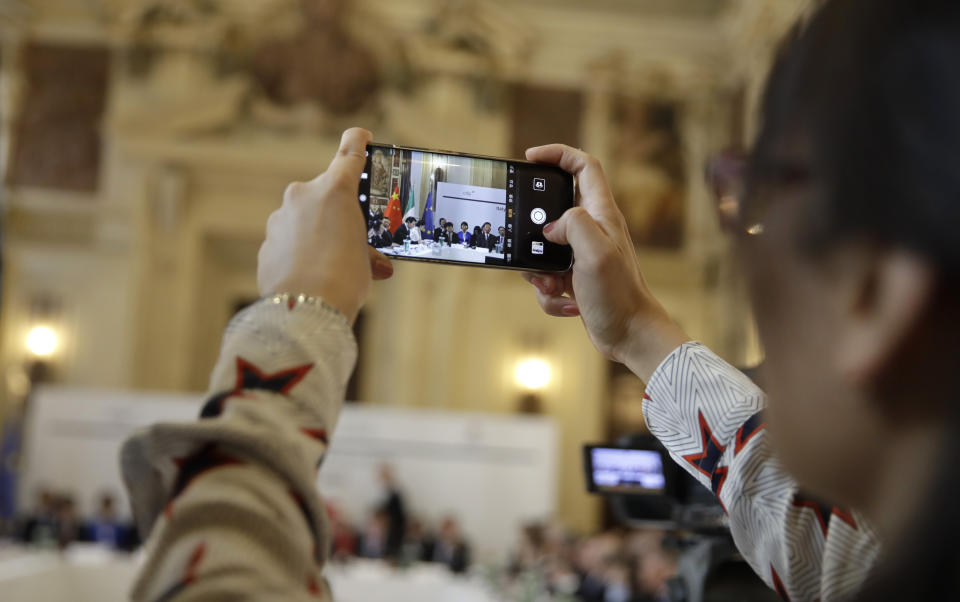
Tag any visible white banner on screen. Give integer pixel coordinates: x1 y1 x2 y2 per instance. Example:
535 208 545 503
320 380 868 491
435 182 505 230
20 387 557 560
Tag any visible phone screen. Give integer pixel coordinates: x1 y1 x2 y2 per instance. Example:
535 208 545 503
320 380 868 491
358 144 574 271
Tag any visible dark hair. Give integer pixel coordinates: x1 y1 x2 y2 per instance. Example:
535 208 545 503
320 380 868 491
405 216 416 224
445 222 454 229
483 222 491 228
753 1 960 600
751 0 960 276
461 221 468 227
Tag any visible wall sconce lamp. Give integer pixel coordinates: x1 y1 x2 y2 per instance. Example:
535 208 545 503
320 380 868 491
25 325 59 358
514 357 552 391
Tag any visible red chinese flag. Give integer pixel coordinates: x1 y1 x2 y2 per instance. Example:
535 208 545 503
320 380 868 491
384 185 402 233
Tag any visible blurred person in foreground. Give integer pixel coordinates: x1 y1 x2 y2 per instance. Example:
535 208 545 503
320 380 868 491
116 3 960 601
523 1 960 600
120 128 393 600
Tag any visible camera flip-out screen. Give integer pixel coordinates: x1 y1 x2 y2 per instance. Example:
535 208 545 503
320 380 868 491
584 446 667 494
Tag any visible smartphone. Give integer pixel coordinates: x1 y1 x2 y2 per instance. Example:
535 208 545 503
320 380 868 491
358 143 574 272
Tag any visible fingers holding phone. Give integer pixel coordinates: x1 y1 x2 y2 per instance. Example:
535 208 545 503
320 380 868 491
258 127 393 324
521 146 690 380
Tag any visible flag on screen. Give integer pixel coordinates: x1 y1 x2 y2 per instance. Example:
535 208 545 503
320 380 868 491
403 185 417 222
421 189 435 238
384 185 402 233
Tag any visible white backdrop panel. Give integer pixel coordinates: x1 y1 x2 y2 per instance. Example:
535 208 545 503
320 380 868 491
435 182 506 231
20 387 558 560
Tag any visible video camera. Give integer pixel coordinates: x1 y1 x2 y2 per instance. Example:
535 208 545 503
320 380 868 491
583 433 725 533
584 434 777 602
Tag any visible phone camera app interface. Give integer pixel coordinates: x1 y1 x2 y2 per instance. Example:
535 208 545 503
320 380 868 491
361 146 509 266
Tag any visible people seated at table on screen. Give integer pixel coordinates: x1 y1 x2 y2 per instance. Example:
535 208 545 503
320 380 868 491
434 217 447 240
376 216 503 253
441 222 457 245
474 222 496 251
457 222 471 245
369 218 393 249
417 219 430 240
496 225 506 253
392 216 420 245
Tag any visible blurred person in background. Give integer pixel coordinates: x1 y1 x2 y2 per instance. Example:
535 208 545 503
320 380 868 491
376 463 406 559
629 534 677 602
54 495 80 550
358 509 390 560
325 502 357 562
399 516 434 565
575 531 624 602
87 492 123 548
18 487 57 546
430 515 470 574
602 556 633 602
510 522 547 576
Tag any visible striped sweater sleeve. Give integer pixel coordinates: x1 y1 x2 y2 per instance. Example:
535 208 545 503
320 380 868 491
643 342 881 601
119 296 355 602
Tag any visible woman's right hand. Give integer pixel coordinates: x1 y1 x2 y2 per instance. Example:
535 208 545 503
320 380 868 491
521 145 690 381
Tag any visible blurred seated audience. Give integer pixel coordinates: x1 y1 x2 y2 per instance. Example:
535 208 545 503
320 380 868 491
86 492 122 548
326 502 358 561
400 517 434 565
17 488 58 546
13 488 138 552
358 509 390 559
54 496 80 550
431 516 470 573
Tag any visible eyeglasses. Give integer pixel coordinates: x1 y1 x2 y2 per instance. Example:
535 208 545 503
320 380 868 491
706 149 815 237
705 149 765 237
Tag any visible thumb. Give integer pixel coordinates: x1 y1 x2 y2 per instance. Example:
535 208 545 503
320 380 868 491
326 127 372 188
543 206 607 251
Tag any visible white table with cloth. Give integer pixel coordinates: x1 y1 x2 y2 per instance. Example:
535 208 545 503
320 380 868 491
0 544 500 602
382 242 505 264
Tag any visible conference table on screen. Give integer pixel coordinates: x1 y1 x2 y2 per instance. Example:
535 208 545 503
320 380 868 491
0 545 498 602
382 242 505 263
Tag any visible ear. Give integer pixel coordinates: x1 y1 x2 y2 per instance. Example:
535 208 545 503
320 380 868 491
836 249 935 389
